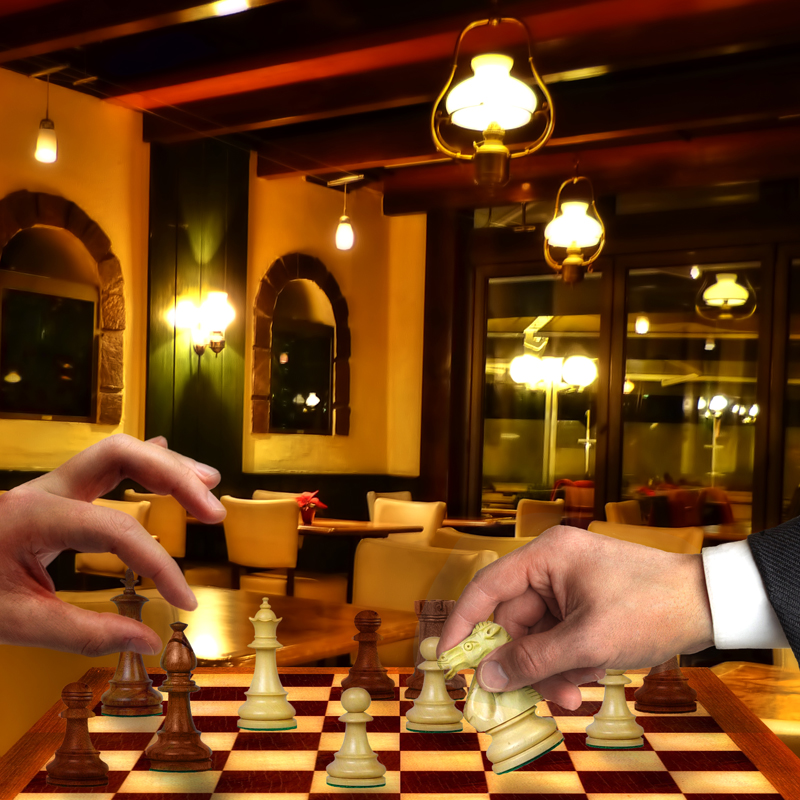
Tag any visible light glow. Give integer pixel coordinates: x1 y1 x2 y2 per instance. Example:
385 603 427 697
446 54 536 131
635 315 650 335
336 216 354 250
561 355 597 387
544 201 602 249
690 265 701 279
709 394 728 413
702 273 748 308
167 299 199 329
623 378 635 394
697 397 707 410
212 0 249 16
201 291 235 333
509 354 541 385
35 119 57 163
305 392 320 408
749 404 759 416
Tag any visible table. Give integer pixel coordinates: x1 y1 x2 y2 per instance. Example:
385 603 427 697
154 586 417 666
712 660 800 721
443 517 516 536
3 667 799 799
299 518 423 601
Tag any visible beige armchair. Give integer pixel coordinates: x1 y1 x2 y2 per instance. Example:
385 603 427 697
124 489 187 559
366 490 412 521
353 538 497 665
587 521 704 554
221 496 346 602
605 500 645 526
373 498 446 546
515 498 564 537
432 527 536 558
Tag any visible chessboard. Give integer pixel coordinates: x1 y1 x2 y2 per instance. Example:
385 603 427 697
2 667 798 800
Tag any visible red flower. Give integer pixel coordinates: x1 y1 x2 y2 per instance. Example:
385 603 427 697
295 490 328 511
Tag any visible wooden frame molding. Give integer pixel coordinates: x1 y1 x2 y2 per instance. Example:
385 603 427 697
0 190 125 425
252 252 350 436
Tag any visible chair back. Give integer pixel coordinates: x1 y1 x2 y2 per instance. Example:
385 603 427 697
75 499 151 577
252 490 300 501
605 500 645 526
587 521 703 554
515 498 564 537
123 489 187 558
373 498 446 546
221 496 299 569
366 490 412 521
432 527 536 558
353 538 497 612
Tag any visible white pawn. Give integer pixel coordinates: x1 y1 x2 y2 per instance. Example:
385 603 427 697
238 598 297 731
585 669 644 749
326 688 386 788
406 637 463 732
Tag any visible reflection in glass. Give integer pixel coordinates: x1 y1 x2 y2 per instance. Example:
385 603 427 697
783 259 800 521
482 273 601 523
623 263 759 533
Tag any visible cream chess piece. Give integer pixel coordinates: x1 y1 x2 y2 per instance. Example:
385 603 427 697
406 637 463 732
237 598 297 731
326 687 387 788
585 669 644 749
438 621 563 774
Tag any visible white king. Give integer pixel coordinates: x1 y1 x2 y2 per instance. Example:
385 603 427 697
237 597 297 730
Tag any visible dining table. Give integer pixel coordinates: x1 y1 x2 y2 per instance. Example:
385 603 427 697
442 517 516 536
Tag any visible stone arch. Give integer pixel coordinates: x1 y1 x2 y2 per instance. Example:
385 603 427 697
0 190 124 425
252 253 350 435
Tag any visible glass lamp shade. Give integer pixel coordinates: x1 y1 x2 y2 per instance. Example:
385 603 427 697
709 394 728 413
305 391 321 408
702 273 749 307
201 291 235 333
544 202 602 248
336 215 354 250
635 315 650 335
167 299 199 329
623 378 635 394
509 354 541 384
561 355 597 387
35 119 57 163
446 54 536 132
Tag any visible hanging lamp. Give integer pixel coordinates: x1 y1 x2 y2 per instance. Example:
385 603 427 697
328 174 363 250
431 16 554 188
695 272 756 321
35 75 57 163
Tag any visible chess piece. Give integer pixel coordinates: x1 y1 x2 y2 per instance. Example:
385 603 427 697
145 622 212 772
238 597 297 730
342 610 395 700
326 687 387 788
585 669 644 749
406 637 463 732
406 600 467 700
438 621 563 774
634 656 698 713
101 569 164 716
46 683 109 787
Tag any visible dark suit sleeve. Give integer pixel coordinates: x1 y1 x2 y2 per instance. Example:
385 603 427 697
748 517 800 662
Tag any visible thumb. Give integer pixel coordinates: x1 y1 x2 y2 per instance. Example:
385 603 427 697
476 624 587 692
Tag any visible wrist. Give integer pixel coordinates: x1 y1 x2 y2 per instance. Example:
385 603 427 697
678 553 715 654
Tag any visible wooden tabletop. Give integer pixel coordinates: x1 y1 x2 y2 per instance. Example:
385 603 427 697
712 660 800 721
299 518 423 537
162 586 417 666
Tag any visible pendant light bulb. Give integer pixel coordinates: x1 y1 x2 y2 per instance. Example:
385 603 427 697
335 184 354 250
35 75 57 163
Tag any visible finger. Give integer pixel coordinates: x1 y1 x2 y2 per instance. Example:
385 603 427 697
146 436 169 449
492 586 550 639
534 670 603 710
33 435 225 523
145 436 220 490
28 497 197 611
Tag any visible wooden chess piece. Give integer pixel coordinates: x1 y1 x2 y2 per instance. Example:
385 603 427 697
585 669 644 749
406 600 467 700
634 655 698 713
46 683 109 787
405 637 463 732
341 610 395 700
145 622 212 772
101 569 164 716
238 597 297 730
326 687 386 788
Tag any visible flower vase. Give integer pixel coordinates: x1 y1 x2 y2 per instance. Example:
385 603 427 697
300 506 316 525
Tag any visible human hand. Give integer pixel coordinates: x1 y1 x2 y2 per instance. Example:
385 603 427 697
0 434 226 657
437 526 713 709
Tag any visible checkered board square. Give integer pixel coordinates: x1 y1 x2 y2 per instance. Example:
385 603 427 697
15 670 784 800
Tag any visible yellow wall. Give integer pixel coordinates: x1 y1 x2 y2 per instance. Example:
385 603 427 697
0 68 149 470
245 166 426 475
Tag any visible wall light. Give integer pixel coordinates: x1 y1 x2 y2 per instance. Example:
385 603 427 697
705 338 716 351
635 315 650 335
431 16 554 187
169 292 235 357
543 175 604 283
35 75 57 164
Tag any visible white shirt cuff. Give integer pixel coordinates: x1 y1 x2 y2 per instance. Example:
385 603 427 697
702 540 790 650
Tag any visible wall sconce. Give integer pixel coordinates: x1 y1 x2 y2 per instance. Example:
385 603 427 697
168 292 235 357
696 272 756 321
431 16 554 188
328 174 363 251
543 175 605 283
34 74 57 163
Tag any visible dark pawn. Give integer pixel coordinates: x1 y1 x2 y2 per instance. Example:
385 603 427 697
145 622 212 772
406 600 466 700
342 610 396 700
634 656 698 713
101 569 164 716
46 683 109 787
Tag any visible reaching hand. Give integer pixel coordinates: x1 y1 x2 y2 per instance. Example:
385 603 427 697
0 434 226 657
437 526 713 709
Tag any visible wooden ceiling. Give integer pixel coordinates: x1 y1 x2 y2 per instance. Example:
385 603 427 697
3 0 800 212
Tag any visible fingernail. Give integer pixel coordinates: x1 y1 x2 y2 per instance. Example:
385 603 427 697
185 588 198 610
208 494 225 513
196 463 220 481
480 661 509 691
577 670 602 685
126 637 157 656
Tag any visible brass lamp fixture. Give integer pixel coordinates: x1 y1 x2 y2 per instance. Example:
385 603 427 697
543 174 605 284
168 292 235 356
431 17 554 188
695 272 756 322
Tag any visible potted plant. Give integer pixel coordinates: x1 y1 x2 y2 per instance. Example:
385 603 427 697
296 490 327 524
